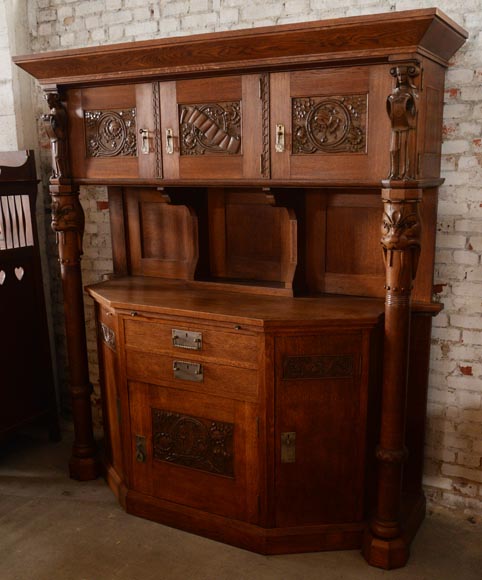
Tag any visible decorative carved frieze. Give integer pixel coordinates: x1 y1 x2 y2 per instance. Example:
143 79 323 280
42 92 70 180
282 354 354 380
152 408 234 476
260 73 270 177
152 82 162 178
292 95 367 154
386 64 420 180
84 109 137 158
179 102 241 156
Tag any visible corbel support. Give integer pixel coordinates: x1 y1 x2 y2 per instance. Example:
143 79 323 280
42 91 99 481
363 187 422 569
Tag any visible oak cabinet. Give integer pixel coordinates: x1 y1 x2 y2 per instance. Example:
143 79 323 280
14 8 467 570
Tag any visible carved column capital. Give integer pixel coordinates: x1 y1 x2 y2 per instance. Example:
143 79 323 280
386 63 420 182
51 189 85 264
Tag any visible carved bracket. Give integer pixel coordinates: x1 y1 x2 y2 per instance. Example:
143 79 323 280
51 191 85 260
386 64 420 181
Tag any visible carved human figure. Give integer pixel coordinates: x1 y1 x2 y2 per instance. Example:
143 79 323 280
386 65 419 180
42 92 70 180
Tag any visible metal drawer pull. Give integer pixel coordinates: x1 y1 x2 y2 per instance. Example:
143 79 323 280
275 123 285 153
173 360 203 382
165 128 174 154
172 329 202 350
139 128 150 154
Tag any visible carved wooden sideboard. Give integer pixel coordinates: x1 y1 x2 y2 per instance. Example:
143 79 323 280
14 9 467 569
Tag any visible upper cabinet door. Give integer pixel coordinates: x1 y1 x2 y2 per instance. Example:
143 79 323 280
270 66 392 183
67 83 158 180
160 74 269 180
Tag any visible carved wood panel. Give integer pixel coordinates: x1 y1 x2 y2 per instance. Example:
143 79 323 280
179 102 241 156
282 354 354 380
152 408 234 476
84 108 137 157
292 95 367 154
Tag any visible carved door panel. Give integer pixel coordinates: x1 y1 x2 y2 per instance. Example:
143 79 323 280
160 74 268 180
270 66 392 183
67 83 158 180
274 332 368 527
128 381 260 523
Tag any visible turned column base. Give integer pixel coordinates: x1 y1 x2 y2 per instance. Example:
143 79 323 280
362 493 426 569
69 454 100 481
362 531 409 569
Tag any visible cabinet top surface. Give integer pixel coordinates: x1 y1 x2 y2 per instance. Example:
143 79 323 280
86 276 386 328
14 8 467 87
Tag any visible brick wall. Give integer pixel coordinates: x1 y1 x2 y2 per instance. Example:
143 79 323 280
23 0 482 517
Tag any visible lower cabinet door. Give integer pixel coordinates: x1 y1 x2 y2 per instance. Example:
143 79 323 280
128 381 260 523
275 332 368 527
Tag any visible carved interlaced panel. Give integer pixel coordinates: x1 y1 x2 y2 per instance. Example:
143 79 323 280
179 102 241 156
84 108 137 157
292 95 367 154
152 408 234 476
282 354 355 380
0 195 34 251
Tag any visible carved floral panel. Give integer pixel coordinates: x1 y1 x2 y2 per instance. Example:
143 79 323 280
152 408 234 477
292 95 367 154
282 354 355 380
179 102 241 156
84 108 137 158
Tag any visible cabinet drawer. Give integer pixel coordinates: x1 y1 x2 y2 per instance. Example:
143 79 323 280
124 318 258 368
126 349 258 402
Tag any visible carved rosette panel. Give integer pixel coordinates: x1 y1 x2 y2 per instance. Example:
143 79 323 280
292 95 367 154
179 102 241 156
152 408 234 477
282 354 354 380
84 109 137 158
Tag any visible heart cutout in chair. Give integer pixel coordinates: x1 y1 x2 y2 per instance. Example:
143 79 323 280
0 270 5 285
14 267 24 281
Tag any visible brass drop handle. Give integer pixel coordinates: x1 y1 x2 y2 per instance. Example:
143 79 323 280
139 128 150 154
165 128 174 154
275 123 285 153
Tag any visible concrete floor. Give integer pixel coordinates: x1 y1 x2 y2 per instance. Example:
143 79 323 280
0 428 481 580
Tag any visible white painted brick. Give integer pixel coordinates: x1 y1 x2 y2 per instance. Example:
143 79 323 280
423 475 453 490
220 7 239 23
102 11 133 26
109 25 124 41
124 0 148 7
457 452 482 468
446 68 475 84
59 32 75 47
159 18 181 35
442 140 470 154
468 236 482 252
241 3 281 20
463 329 482 346
451 314 482 330
124 20 158 37
461 86 482 101
442 463 482 484
443 103 471 118
189 0 210 12
76 1 105 17
38 9 57 23
91 28 106 43
182 12 218 30
106 0 122 9
452 250 479 265
443 433 470 451
133 8 152 21
163 1 189 16
435 233 467 249
451 282 482 298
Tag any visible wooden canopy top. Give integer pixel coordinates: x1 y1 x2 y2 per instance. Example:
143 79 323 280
14 8 467 87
